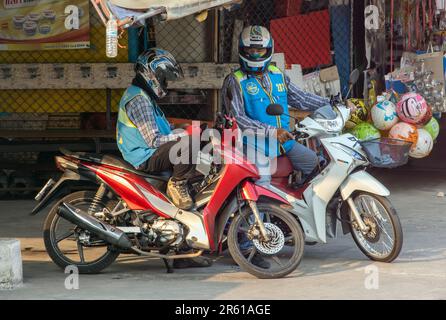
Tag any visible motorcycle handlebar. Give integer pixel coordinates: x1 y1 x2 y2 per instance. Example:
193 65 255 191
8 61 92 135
291 130 309 140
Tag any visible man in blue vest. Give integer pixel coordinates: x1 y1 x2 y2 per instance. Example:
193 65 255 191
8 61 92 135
222 25 330 183
117 49 198 211
222 26 331 269
117 49 213 269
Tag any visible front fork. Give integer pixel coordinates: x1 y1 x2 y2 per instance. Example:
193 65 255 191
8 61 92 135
346 197 370 233
247 200 270 241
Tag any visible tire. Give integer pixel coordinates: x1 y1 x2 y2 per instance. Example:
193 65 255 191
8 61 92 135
43 191 120 274
227 202 305 279
349 192 403 263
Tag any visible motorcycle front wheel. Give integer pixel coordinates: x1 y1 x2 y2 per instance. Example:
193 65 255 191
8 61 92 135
349 192 403 263
227 202 304 279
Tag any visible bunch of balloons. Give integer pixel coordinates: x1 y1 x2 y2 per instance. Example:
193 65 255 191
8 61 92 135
347 92 440 159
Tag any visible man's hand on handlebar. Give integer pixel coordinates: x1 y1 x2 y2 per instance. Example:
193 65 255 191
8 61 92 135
275 128 294 144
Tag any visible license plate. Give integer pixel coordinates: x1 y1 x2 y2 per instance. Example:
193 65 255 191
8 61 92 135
34 178 55 201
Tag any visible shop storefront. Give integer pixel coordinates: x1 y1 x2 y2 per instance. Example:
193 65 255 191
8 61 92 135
350 0 446 170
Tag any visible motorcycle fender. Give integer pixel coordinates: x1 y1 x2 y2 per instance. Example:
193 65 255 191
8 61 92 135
30 170 92 216
214 196 240 251
240 181 289 204
339 171 390 200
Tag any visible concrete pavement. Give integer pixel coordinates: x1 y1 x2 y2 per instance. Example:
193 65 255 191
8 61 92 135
0 170 445 299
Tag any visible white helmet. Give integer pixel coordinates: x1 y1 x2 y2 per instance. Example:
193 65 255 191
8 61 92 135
239 25 274 73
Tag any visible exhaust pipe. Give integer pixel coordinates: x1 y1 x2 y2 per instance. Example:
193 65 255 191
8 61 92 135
57 203 133 250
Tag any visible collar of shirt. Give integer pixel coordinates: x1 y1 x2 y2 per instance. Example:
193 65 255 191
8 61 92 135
247 72 272 92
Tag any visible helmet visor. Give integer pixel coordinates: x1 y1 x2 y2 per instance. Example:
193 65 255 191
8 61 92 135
241 46 273 62
243 47 268 60
155 64 183 91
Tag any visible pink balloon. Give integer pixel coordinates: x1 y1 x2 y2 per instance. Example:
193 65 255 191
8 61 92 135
396 93 430 125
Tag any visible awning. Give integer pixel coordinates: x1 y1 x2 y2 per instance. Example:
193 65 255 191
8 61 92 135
91 0 242 27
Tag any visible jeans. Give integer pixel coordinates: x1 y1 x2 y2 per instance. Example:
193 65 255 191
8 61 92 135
139 136 197 181
286 141 319 176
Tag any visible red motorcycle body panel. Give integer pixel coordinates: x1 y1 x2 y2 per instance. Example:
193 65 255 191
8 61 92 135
83 163 171 218
272 156 294 178
240 180 289 204
202 144 260 250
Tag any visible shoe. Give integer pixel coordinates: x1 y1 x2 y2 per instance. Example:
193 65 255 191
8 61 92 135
167 178 194 210
173 257 213 269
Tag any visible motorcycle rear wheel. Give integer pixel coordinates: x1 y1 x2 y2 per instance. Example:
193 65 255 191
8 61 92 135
227 202 304 279
43 191 120 274
349 192 403 263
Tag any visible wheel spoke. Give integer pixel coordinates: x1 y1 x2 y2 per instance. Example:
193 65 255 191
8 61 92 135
271 255 283 267
382 239 393 253
247 247 257 262
56 230 75 243
77 242 85 263
353 195 398 258
376 219 394 244
361 197 371 215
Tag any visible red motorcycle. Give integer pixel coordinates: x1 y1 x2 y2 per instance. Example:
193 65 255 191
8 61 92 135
32 118 305 279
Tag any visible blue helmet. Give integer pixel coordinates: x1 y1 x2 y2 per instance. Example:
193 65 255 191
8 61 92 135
135 48 183 99
239 25 274 73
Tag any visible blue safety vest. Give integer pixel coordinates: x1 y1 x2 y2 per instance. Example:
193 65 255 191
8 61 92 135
233 65 296 156
116 85 172 168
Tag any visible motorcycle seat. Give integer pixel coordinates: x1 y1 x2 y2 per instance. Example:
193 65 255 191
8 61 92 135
271 156 294 178
60 148 171 181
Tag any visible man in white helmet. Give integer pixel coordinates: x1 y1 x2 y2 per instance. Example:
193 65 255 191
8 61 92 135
222 25 331 269
222 25 330 183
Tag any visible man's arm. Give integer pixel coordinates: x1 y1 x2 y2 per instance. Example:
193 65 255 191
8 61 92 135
222 74 275 136
285 75 330 111
126 95 185 148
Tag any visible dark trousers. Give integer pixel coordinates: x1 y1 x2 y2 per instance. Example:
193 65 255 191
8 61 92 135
140 136 196 181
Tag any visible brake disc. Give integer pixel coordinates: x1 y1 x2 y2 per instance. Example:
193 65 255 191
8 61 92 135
362 215 381 243
252 223 285 255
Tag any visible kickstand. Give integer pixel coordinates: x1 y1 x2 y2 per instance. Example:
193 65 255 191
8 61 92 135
162 258 174 274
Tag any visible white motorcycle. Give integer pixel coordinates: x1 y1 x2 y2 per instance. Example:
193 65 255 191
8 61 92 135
263 72 404 263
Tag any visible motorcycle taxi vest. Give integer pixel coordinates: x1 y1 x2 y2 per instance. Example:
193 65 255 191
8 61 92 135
233 65 296 157
117 85 172 168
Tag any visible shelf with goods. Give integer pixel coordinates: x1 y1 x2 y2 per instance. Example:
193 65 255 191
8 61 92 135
383 0 445 115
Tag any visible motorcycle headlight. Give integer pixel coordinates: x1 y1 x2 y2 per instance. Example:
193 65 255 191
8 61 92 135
331 143 367 162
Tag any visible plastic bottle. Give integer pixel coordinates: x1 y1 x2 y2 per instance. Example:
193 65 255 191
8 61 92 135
106 15 118 58
377 95 385 103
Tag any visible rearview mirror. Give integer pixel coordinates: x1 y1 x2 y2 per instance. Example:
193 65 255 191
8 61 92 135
266 104 284 116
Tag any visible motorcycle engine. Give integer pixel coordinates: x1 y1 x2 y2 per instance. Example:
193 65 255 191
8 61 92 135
149 218 184 247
